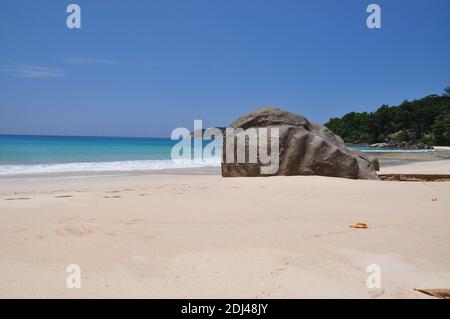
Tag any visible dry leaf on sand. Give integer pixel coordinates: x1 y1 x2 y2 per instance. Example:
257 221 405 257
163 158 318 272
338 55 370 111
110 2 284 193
414 288 450 299
350 223 368 229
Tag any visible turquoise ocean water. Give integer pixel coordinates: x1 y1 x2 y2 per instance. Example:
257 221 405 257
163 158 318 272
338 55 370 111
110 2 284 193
0 135 220 177
0 135 433 177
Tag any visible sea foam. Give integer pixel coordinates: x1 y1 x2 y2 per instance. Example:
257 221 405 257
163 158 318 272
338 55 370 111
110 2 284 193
0 158 221 177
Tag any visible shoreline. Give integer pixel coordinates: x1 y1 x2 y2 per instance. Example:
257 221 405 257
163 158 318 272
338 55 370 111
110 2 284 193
1 149 449 181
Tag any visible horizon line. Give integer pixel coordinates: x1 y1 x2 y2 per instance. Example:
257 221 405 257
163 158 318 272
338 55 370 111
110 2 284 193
0 133 172 139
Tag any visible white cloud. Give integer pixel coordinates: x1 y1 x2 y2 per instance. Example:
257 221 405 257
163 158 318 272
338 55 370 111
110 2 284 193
0 64 65 78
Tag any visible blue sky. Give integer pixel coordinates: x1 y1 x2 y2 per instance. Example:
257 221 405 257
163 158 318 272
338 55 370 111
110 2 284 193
0 0 449 137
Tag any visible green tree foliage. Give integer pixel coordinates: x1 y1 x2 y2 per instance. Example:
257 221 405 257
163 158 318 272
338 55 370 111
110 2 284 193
325 89 450 146
432 113 450 145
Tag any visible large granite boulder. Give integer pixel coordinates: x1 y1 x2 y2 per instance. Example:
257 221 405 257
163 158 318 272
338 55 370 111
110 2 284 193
221 107 379 180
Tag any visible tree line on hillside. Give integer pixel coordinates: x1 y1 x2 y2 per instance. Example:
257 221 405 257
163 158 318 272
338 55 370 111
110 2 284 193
325 87 450 146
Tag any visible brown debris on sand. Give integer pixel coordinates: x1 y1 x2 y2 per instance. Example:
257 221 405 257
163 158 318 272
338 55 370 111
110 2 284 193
350 223 368 229
379 174 450 182
414 288 450 299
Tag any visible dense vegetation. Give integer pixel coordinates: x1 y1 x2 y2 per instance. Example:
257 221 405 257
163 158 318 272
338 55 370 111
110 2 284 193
325 88 450 146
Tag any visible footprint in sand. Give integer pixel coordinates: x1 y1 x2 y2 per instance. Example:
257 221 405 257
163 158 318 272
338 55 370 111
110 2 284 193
54 195 73 198
5 197 31 201
56 226 96 237
369 289 385 298
120 218 144 225
137 233 154 241
103 195 122 199
104 231 119 236
58 217 77 224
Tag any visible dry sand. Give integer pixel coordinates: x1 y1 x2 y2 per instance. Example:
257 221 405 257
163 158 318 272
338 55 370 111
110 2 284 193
0 161 449 298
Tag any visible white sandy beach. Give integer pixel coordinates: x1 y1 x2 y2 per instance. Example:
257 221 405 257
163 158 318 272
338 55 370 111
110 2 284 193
0 160 449 299
381 159 450 174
